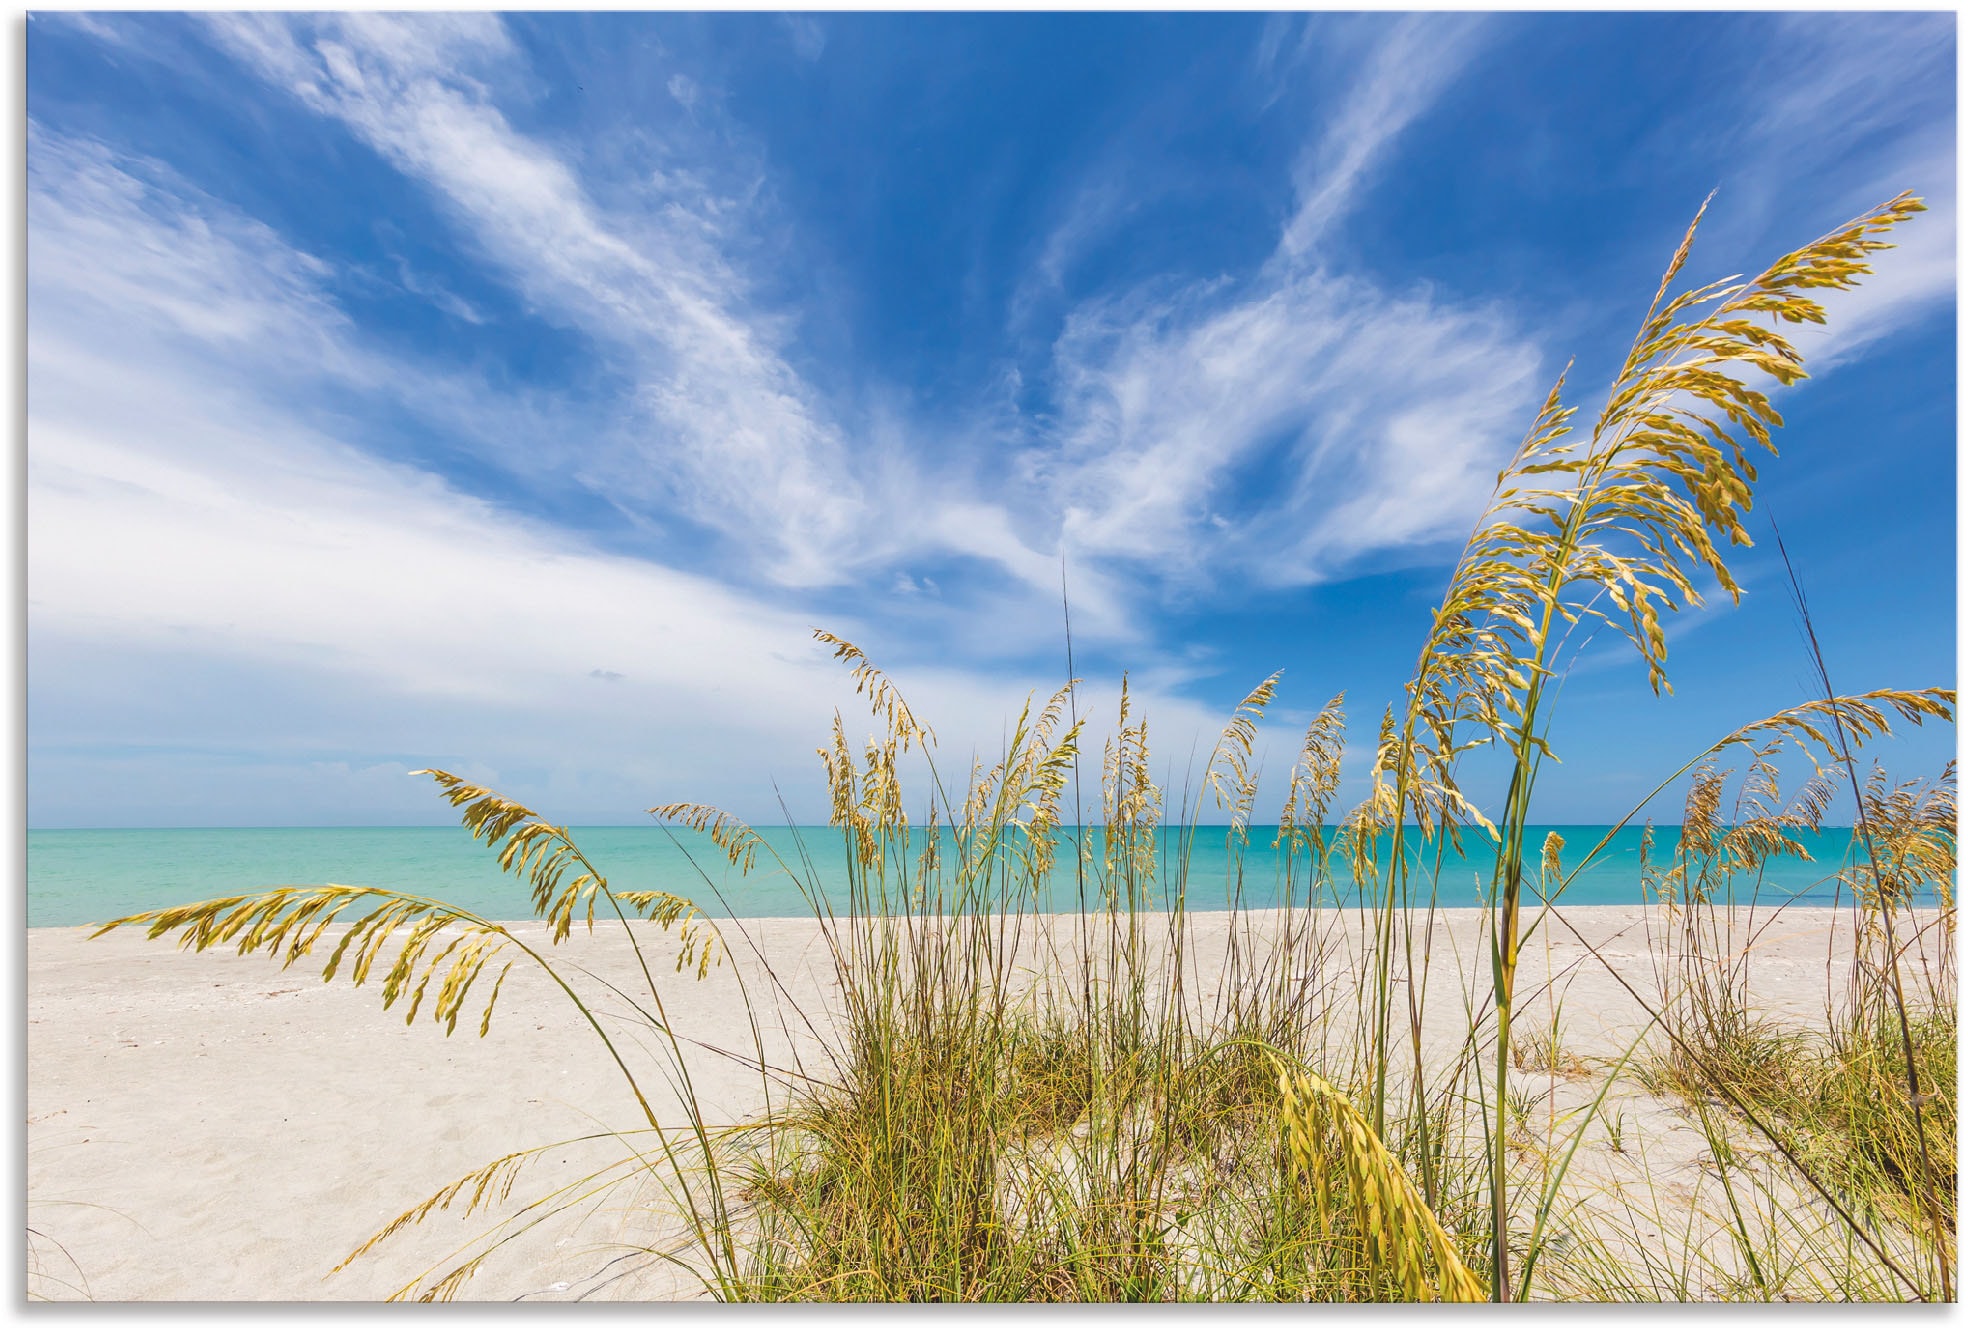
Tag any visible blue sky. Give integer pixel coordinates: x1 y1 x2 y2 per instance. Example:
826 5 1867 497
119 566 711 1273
26 11 1957 829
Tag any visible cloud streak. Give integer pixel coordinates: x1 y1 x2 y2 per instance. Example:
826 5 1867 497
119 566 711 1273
1030 15 1538 588
1279 14 1485 260
205 12 869 587
1042 269 1537 585
27 124 1238 823
1754 16 1956 371
192 13 1149 643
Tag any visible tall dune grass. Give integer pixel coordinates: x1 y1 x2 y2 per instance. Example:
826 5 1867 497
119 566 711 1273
93 191 1955 1301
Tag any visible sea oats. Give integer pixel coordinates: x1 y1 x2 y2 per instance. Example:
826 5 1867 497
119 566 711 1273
1274 1059 1486 1302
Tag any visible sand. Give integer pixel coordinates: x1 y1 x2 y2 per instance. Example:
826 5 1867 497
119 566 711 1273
25 904 1947 1301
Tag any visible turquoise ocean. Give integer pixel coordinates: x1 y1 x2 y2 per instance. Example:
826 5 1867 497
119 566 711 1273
27 824 1897 929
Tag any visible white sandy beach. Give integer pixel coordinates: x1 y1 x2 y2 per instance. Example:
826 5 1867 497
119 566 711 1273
26 905 1947 1301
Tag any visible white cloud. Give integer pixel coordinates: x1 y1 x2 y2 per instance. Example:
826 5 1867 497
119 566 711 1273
191 12 1130 643
390 256 487 325
29 131 347 365
1279 14 1485 260
1044 268 1537 584
1024 10 1949 593
29 391 1242 823
1692 13 1955 375
1757 23 1956 378
1032 16 1538 588
26 123 1242 824
1754 14 1953 162
32 11 139 50
28 124 596 495
202 12 867 588
1008 173 1142 333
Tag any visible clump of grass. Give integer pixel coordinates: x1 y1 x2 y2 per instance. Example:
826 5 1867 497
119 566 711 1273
1639 760 1813 1107
1783 1014 1957 1225
1642 1017 1801 1106
1647 794 1956 1231
1604 1111 1626 1155
736 1017 1280 1301
1513 1025 1590 1080
715 655 1410 1303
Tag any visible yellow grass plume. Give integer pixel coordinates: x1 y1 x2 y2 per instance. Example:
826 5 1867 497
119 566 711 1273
1276 691 1346 860
1273 1059 1487 1302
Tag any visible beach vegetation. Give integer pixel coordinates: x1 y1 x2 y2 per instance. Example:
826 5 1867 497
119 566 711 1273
93 191 1956 1301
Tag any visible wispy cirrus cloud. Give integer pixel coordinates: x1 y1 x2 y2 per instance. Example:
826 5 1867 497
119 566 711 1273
1624 12 1956 376
1751 13 1953 163
28 123 584 498
1007 171 1143 335
193 13 1144 642
203 12 868 588
1277 14 1487 260
1041 269 1536 586
29 129 349 371
1030 14 1540 589
1748 14 1955 372
1024 9 1951 595
27 120 1236 823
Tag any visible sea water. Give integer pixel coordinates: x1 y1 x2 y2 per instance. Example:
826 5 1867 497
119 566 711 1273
25 824 1901 929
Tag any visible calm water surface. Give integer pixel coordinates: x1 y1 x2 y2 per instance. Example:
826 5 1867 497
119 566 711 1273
26 824 1889 928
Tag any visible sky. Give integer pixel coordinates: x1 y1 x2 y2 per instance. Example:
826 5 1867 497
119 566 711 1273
25 11 1958 830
